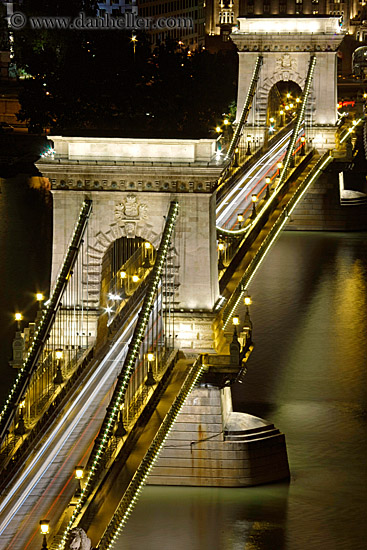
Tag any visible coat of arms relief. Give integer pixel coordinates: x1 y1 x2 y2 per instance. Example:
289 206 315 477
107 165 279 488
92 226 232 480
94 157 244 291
276 54 297 81
115 194 148 238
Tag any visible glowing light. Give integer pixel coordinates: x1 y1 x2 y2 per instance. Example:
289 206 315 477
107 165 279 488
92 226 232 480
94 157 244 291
237 214 244 223
215 126 221 133
120 271 127 279
244 296 252 306
36 293 44 301
251 194 257 203
223 119 229 125
218 243 225 251
40 520 50 535
145 242 151 249
265 177 271 184
286 93 291 98
285 105 290 111
289 103 294 108
232 316 240 326
55 349 63 360
75 466 84 480
105 306 114 314
280 110 284 115
269 117 275 123
147 353 155 362
296 97 301 103
15 313 22 322
132 275 140 283
277 162 283 169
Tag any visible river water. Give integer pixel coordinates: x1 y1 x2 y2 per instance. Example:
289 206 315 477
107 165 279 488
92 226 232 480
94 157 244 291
0 177 366 549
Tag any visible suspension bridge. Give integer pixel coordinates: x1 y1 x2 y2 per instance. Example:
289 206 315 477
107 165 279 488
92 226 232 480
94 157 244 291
0 15 361 550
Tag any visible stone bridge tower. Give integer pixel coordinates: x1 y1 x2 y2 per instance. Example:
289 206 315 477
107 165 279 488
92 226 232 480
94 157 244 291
231 16 345 150
37 137 223 351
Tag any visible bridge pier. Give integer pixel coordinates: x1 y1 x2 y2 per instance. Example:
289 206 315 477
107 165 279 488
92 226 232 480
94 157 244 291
149 384 290 487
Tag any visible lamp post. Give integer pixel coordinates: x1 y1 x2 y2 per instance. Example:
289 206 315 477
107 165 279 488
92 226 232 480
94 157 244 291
234 146 239 167
300 136 306 156
250 194 258 219
237 213 244 229
277 161 283 180
16 399 26 436
54 349 64 385
75 466 84 497
230 316 241 367
265 177 271 199
131 34 137 61
242 295 253 346
246 135 252 155
15 312 22 331
145 352 156 386
143 241 152 268
40 520 50 550
36 293 44 309
218 242 226 271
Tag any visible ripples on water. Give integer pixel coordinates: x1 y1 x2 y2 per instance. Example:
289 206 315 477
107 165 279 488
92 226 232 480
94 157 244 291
0 178 366 549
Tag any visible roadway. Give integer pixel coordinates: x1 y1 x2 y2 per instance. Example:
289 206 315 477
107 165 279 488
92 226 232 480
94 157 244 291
0 309 139 550
216 127 304 230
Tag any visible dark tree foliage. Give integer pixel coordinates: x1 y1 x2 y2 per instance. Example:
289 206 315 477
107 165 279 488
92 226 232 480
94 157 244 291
13 1 237 136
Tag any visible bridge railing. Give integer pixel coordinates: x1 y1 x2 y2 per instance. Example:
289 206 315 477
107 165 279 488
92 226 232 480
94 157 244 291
57 201 180 550
0 199 93 449
221 151 333 329
97 356 205 550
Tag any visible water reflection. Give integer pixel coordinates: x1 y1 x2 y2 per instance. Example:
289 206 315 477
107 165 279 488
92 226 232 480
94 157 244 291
118 232 367 550
118 484 289 550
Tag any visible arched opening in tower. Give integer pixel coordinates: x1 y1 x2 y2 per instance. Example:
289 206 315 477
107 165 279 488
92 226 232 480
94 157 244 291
97 236 156 342
267 80 303 130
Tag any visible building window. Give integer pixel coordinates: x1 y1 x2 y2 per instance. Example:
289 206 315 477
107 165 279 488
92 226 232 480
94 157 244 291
279 0 287 13
295 0 303 14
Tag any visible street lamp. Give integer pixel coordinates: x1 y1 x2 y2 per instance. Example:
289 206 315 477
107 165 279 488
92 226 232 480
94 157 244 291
131 34 137 60
277 162 283 178
237 213 244 228
215 125 221 133
246 135 252 155
15 312 22 330
251 194 258 219
132 274 140 283
145 352 156 386
36 293 44 309
40 520 50 550
54 349 64 385
218 242 226 271
16 399 26 436
265 176 271 199
234 146 239 167
143 241 152 268
75 466 84 496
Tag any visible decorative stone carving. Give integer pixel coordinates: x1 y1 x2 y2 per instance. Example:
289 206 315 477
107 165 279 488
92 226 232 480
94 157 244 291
276 53 297 81
115 194 148 239
69 528 91 550
115 193 148 220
